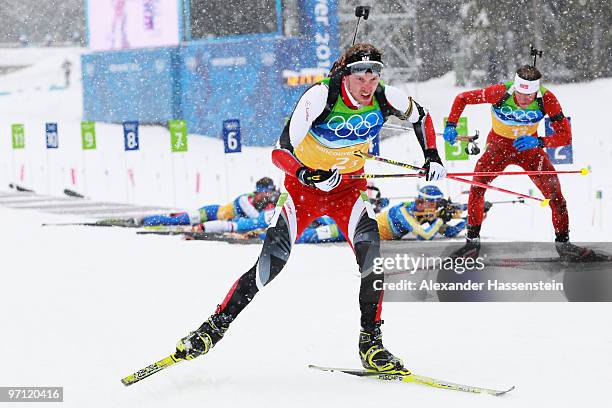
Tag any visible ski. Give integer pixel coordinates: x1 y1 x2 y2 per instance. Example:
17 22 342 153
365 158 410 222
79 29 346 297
486 254 612 265
9 183 36 193
41 219 136 227
308 365 514 396
137 226 263 244
121 353 184 386
42 222 115 227
63 188 86 198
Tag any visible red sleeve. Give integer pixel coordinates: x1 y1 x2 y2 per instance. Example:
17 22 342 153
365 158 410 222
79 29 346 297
423 113 437 150
447 83 508 124
541 90 572 148
271 148 303 178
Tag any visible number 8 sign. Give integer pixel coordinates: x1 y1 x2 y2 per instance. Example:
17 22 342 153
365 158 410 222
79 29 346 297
123 121 139 151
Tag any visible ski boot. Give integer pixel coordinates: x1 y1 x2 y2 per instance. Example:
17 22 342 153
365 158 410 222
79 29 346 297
555 241 597 262
450 225 481 259
450 236 481 259
359 322 410 375
175 312 233 360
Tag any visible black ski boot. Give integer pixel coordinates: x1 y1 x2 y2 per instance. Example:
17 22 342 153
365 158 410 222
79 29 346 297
450 237 481 259
359 322 410 374
555 241 597 262
175 312 233 360
450 225 481 259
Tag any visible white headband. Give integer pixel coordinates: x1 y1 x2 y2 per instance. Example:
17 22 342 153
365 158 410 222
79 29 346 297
514 73 540 94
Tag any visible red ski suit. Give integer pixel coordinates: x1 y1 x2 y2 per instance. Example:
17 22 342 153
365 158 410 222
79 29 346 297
447 83 572 235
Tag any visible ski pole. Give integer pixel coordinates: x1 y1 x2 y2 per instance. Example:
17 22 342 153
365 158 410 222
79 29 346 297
444 168 590 177
382 123 479 142
489 197 526 205
345 173 420 179
346 169 588 179
357 152 550 207
447 175 549 207
381 123 481 155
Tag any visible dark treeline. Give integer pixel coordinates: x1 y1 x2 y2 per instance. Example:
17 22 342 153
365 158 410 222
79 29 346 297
339 0 611 84
1 0 609 83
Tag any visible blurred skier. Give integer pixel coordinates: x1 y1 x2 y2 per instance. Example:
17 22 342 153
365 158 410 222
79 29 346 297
174 43 446 374
61 59 72 88
139 177 278 227
443 64 589 260
110 0 129 49
98 177 278 227
297 185 390 243
299 185 468 243
377 185 467 241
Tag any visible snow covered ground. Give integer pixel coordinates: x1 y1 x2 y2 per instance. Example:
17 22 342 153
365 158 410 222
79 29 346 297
1 47 611 407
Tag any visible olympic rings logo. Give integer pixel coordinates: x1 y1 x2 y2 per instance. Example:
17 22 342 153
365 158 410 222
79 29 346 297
497 106 541 122
326 112 381 138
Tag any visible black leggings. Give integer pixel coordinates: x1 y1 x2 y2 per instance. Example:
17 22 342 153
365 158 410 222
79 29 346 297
216 210 383 330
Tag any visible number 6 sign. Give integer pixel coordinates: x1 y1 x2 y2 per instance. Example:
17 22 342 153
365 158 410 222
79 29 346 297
223 119 242 154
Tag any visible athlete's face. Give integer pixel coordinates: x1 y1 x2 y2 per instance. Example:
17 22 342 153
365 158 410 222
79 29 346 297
415 199 439 213
513 91 537 108
253 190 280 210
345 72 380 106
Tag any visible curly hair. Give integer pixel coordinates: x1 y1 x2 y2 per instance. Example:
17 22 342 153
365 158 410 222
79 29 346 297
329 43 384 76
516 65 542 81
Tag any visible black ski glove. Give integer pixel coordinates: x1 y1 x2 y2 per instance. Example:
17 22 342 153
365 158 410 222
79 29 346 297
420 149 447 181
296 167 341 192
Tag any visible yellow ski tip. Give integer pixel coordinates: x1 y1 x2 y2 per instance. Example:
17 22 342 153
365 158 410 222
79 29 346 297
540 199 550 207
580 167 590 176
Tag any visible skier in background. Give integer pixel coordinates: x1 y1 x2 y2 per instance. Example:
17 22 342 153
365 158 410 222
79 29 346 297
110 0 129 49
98 177 279 228
299 185 469 243
138 177 278 227
173 43 446 374
443 64 591 260
61 59 72 88
376 185 467 241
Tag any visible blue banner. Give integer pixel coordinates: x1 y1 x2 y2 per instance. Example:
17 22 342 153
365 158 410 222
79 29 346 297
223 119 242 153
297 0 340 70
80 2 338 147
123 121 140 151
544 117 572 164
82 48 180 124
45 123 59 149
179 37 308 146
